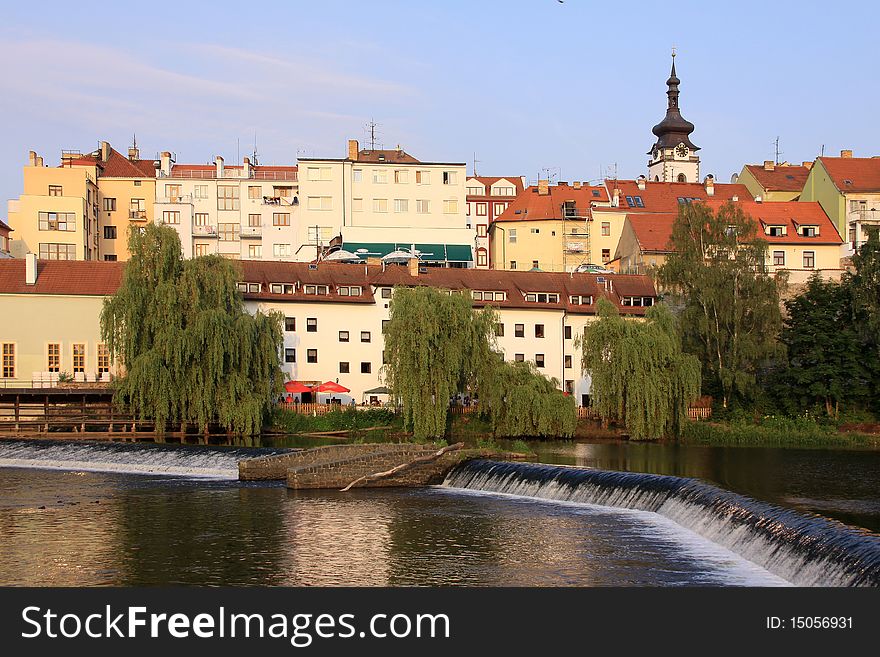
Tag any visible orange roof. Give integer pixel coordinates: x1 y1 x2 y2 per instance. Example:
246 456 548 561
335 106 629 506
743 164 810 192
0 219 11 233
64 147 156 178
0 260 123 295
627 213 678 253
493 183 610 223
602 180 751 213
818 157 880 193
705 200 842 245
356 149 420 164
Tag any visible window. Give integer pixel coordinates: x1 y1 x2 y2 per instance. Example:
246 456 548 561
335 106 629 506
246 244 261 259
306 318 317 332
444 199 459 214
303 284 329 295
243 214 259 228
476 202 488 216
509 229 517 243
495 323 504 337
195 213 211 226
103 226 117 240
162 211 180 224
273 213 290 226
382 319 389 333
535 354 545 368
768 225 785 237
248 186 261 199
416 199 430 214
800 225 817 237
194 185 209 199
530 228 539 234
103 198 116 211
339 362 350 374
39 243 76 260
476 249 488 267
337 286 362 297
515 324 524 338
285 317 296 332
477 224 487 237
803 251 815 269
353 169 363 183
285 348 296 363
532 260 539 269
97 344 110 374
72 343 85 374
133 180 141 186
194 244 209 256
494 203 506 216
104 254 117 261
307 196 332 211
442 171 457 185
352 198 364 212
514 354 524 362
307 167 331 181
381 288 392 299
307 349 318 363
372 169 388 184
217 185 240 210
493 186 515 196
361 331 371 343
165 184 181 201
564 355 573 368
48 185 62 196
677 173 687 183
467 186 483 195
361 362 371 374
219 223 239 241
564 325 572 340
416 170 430 185
394 170 409 184
339 331 349 342
773 251 785 266
509 261 516 270
601 222 610 236
47 343 60 372
273 244 291 258
394 198 408 213
2 343 15 378
373 198 388 213
39 212 76 231
601 249 610 263
535 324 545 338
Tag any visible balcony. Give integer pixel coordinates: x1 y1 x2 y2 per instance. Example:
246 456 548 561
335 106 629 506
156 195 193 205
129 210 147 221
240 226 262 238
193 225 218 237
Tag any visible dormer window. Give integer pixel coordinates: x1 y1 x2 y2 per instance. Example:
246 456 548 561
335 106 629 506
472 291 505 301
524 292 559 303
270 283 295 294
304 284 329 295
622 296 654 307
337 286 362 296
569 295 593 305
766 225 786 237
799 225 818 237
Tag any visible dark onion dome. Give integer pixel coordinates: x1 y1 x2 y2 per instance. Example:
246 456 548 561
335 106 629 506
648 58 700 153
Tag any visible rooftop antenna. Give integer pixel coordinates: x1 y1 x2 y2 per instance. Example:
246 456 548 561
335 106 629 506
237 138 240 164
774 136 783 165
473 152 481 177
820 144 825 157
364 119 380 150
252 131 259 165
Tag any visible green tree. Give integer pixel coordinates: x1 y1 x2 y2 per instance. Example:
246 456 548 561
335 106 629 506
101 225 284 435
658 201 783 408
578 299 701 440
777 274 875 418
847 230 880 357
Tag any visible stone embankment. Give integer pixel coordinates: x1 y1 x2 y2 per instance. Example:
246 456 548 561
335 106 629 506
238 442 528 489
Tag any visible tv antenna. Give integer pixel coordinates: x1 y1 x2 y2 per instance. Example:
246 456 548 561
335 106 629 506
364 120 380 150
540 166 560 183
774 136 783 165
252 131 259 165
473 152 481 177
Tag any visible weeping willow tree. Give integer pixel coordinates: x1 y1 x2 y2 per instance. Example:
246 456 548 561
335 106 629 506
578 299 701 440
101 225 284 435
477 357 577 438
383 286 577 440
382 286 496 440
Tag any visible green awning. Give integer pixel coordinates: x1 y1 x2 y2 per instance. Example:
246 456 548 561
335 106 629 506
342 242 473 262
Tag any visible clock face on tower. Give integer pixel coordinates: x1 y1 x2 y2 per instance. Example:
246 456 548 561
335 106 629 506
675 144 689 158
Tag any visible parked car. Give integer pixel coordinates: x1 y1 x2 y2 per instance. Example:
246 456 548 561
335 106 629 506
575 263 614 274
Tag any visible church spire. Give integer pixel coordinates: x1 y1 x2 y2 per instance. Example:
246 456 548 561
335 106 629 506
649 50 698 152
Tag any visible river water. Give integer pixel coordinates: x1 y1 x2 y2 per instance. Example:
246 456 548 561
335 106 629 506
0 437 876 586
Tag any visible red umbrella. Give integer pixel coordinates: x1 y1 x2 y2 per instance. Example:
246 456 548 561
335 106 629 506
313 381 350 393
284 381 312 394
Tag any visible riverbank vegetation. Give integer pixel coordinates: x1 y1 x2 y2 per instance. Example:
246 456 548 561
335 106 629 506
269 407 401 434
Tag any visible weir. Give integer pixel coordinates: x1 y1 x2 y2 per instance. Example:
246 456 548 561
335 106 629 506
443 459 880 587
0 439 291 479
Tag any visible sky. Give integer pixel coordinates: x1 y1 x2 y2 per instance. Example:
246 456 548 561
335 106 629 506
2 0 879 206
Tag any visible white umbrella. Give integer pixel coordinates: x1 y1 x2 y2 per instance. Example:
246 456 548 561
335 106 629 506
323 249 362 262
382 249 419 263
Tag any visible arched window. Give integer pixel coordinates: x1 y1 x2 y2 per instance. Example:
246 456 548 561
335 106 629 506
476 247 488 268
653 176 660 182
677 173 687 183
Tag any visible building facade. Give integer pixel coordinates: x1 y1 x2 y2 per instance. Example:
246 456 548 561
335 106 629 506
465 176 525 268
737 161 812 202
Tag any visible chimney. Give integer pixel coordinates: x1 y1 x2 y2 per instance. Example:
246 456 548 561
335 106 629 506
704 174 715 196
28 150 37 167
557 181 567 187
763 160 775 171
215 155 224 178
637 175 646 191
732 195 739 202
159 152 172 177
25 252 37 286
537 179 550 196
612 187 620 207
36 156 44 167
840 149 853 159
408 258 420 277
243 156 252 178
572 181 582 189
802 161 813 170
348 139 359 161
100 141 111 163
128 144 139 161
366 256 382 267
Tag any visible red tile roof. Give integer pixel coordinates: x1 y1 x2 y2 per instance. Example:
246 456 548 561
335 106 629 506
64 148 156 178
0 219 11 233
602 180 751 213
627 213 678 253
356 149 420 164
493 183 610 223
704 200 842 245
743 164 810 192
817 156 880 193
0 260 123 295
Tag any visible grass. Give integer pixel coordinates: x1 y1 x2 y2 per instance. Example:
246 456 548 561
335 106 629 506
269 407 402 435
678 416 880 448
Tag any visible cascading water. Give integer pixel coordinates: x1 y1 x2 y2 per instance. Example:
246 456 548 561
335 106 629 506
0 439 291 479
443 459 880 587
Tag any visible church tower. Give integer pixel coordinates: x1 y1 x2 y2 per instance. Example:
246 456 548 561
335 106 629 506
647 52 700 183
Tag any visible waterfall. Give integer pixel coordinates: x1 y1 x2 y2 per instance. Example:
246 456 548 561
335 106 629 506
0 439 291 479
444 460 880 587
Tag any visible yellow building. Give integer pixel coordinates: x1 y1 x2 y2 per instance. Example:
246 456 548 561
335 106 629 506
737 161 812 202
7 141 157 261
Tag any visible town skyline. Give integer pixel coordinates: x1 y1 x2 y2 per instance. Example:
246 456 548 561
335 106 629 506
3 0 880 206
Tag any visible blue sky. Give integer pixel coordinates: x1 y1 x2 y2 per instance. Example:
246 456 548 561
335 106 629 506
2 0 878 205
